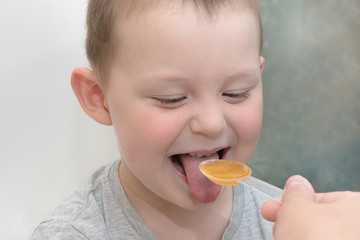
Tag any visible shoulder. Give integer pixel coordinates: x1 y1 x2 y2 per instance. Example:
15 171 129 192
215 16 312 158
31 162 116 240
31 221 89 240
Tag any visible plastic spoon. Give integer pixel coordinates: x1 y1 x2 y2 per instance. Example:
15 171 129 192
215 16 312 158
199 159 283 203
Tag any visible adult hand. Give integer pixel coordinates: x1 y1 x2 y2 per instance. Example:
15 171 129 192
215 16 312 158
261 175 360 240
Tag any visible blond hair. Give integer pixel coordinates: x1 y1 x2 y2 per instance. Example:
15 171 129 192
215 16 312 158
86 0 262 83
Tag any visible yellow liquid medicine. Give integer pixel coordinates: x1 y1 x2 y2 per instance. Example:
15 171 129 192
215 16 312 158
199 160 251 186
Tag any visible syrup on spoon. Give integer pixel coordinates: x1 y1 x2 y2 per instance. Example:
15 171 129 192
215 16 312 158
199 159 283 202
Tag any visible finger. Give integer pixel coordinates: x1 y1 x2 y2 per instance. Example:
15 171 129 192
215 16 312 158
282 175 315 203
261 199 281 222
315 191 360 203
272 223 277 239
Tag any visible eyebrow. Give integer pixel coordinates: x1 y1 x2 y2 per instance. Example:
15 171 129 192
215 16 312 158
224 71 261 83
141 66 260 84
141 71 190 84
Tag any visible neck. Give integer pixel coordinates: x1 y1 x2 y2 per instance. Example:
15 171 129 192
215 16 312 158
119 162 233 240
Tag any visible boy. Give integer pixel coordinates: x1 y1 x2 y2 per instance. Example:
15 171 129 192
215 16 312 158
32 0 273 239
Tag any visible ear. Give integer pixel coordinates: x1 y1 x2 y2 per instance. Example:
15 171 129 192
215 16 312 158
71 67 112 125
259 56 265 74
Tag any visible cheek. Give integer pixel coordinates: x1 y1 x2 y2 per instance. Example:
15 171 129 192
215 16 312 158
235 112 262 143
112 104 182 162
247 100 263 137
230 94 263 161
234 94 263 137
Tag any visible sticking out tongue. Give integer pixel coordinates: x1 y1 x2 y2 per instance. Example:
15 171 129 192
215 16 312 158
180 153 222 203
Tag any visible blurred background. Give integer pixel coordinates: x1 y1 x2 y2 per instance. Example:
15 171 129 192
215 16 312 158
0 1 119 239
0 0 358 239
252 0 360 192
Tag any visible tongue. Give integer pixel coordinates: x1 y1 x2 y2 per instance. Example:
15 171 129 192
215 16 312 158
180 153 222 203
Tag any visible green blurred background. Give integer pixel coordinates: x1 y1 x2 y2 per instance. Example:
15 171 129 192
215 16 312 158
250 0 360 192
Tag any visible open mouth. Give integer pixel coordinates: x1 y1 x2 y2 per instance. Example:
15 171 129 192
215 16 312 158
171 147 229 175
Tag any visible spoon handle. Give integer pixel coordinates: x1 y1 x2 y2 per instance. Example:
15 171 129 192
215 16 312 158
240 176 283 203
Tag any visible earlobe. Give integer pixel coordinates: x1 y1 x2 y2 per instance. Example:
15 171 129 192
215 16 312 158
71 67 113 125
260 56 265 74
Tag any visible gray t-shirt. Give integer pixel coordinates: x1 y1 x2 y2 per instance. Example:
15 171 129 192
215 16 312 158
31 160 274 239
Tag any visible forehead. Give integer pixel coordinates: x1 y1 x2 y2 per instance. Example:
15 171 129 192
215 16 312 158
108 4 261 84
112 1 261 51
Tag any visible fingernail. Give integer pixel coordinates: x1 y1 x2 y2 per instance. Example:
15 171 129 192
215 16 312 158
285 175 307 190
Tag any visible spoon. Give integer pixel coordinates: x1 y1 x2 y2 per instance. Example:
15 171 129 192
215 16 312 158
199 159 283 203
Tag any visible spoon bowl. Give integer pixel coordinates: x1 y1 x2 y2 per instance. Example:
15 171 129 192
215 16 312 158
199 159 283 202
199 159 251 185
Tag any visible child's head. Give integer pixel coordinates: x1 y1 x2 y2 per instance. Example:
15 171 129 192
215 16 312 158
71 0 265 209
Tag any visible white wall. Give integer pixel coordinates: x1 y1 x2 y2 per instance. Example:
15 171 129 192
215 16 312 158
0 1 119 239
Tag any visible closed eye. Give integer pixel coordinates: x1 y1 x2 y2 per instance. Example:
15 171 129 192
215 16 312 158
152 96 187 108
222 90 250 103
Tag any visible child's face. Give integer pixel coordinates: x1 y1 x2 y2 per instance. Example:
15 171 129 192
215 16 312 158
104 6 264 208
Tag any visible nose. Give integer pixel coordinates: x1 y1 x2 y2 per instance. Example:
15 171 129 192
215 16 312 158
189 102 227 137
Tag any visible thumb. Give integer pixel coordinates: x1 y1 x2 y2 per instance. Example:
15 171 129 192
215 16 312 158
282 175 315 203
